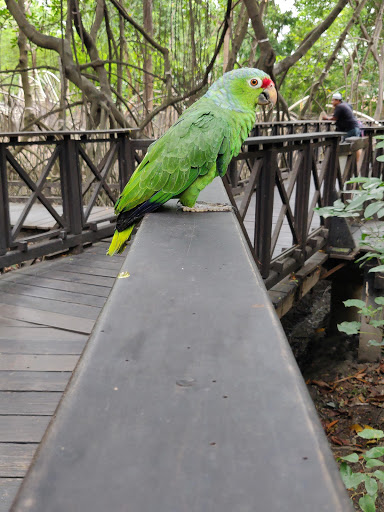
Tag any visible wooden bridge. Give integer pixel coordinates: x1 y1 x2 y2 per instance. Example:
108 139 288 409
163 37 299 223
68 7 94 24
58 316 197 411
0 122 383 510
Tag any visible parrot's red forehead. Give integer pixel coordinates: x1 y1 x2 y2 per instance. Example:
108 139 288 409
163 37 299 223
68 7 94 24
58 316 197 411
262 77 274 88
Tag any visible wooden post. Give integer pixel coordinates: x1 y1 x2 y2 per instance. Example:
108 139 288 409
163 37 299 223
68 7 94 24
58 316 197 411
323 138 339 207
117 134 132 192
0 144 10 256
294 141 311 257
255 145 277 279
60 136 83 253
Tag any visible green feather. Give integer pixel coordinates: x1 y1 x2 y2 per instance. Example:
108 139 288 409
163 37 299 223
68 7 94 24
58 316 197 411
109 68 273 256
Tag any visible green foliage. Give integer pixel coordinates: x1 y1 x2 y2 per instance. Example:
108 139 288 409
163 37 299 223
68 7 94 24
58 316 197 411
317 140 384 358
1 0 383 128
338 321 361 335
339 428 384 511
334 183 384 511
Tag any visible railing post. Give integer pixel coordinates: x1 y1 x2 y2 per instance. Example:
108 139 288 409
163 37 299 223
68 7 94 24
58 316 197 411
227 159 238 188
373 135 384 179
255 145 277 279
323 138 339 207
0 143 10 256
294 141 311 256
359 137 370 178
118 133 135 193
60 135 83 247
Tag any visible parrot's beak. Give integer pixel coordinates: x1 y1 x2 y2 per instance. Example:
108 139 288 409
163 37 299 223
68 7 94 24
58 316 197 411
258 84 277 106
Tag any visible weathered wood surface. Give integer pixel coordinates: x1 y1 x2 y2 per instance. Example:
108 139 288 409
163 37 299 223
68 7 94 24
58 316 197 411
0 372 71 392
0 393 62 415
9 204 114 231
11 182 352 512
0 446 37 477
0 239 124 511
0 479 23 511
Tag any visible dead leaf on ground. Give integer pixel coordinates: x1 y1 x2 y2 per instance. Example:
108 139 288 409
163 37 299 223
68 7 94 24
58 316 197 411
326 419 339 431
331 436 344 446
311 379 333 390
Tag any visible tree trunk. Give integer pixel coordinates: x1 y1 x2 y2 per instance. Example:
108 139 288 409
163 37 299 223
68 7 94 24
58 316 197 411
273 0 349 76
189 0 198 83
143 0 154 120
301 0 368 117
17 0 35 130
243 0 276 76
225 3 248 72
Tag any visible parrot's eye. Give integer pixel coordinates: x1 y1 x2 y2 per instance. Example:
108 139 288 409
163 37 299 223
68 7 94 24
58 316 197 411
249 78 261 88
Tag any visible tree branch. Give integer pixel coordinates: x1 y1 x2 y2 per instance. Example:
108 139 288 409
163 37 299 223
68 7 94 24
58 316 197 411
242 0 275 75
274 0 349 76
5 0 131 128
138 0 232 131
301 0 368 116
108 0 172 98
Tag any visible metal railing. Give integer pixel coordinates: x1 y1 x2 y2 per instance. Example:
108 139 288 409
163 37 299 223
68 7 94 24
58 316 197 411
224 127 384 288
1 123 384 283
0 129 135 267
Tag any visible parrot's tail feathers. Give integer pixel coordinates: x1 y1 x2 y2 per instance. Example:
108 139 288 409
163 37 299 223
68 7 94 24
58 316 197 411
106 225 135 256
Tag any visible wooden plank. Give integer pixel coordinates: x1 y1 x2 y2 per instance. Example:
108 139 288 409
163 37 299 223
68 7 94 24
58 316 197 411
1 274 111 298
9 204 114 230
0 444 37 477
0 340 85 355
84 244 125 257
67 253 124 269
0 355 78 372
0 372 71 392
0 290 101 320
0 392 62 415
0 327 87 342
0 478 23 511
0 281 107 308
0 318 37 328
87 207 114 221
55 263 120 278
0 417 50 443
0 304 94 334
19 268 115 288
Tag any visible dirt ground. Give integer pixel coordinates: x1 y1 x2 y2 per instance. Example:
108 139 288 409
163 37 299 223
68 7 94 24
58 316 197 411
282 280 384 510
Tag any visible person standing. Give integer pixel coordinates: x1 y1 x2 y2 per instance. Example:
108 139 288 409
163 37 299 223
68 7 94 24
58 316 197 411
322 93 361 138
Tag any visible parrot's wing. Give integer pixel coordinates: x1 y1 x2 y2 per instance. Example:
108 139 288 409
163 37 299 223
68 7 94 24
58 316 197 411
114 104 232 214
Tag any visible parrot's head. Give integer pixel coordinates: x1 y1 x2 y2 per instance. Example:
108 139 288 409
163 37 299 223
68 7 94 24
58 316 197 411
205 68 277 112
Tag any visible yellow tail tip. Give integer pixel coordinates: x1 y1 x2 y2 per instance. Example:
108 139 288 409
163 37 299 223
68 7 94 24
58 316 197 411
107 226 135 256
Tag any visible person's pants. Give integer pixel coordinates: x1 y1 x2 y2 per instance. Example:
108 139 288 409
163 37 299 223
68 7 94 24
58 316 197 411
345 127 361 138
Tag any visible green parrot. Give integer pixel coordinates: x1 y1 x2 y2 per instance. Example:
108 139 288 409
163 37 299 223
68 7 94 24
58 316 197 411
107 67 277 255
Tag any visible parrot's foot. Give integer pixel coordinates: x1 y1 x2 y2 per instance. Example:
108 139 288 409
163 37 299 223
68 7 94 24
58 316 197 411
181 201 233 213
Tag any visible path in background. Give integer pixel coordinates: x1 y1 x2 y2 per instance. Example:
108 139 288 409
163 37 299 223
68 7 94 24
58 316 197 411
0 240 124 511
9 204 114 230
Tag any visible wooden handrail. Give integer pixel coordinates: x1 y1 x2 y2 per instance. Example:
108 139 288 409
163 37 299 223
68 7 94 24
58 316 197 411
11 179 353 512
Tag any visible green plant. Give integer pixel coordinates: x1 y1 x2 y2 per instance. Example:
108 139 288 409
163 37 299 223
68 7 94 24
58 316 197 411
339 428 384 512
316 136 384 346
338 297 384 347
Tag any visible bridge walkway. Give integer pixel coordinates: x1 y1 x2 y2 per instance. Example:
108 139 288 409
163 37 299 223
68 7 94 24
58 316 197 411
0 240 124 511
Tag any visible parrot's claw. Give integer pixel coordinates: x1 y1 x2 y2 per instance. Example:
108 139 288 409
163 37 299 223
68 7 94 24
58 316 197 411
181 201 233 213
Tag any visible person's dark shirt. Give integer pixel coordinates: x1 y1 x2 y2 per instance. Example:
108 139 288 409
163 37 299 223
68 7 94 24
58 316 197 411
333 102 359 132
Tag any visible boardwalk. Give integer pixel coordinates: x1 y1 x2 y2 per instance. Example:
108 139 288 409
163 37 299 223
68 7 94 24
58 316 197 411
0 240 124 511
9 204 114 230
